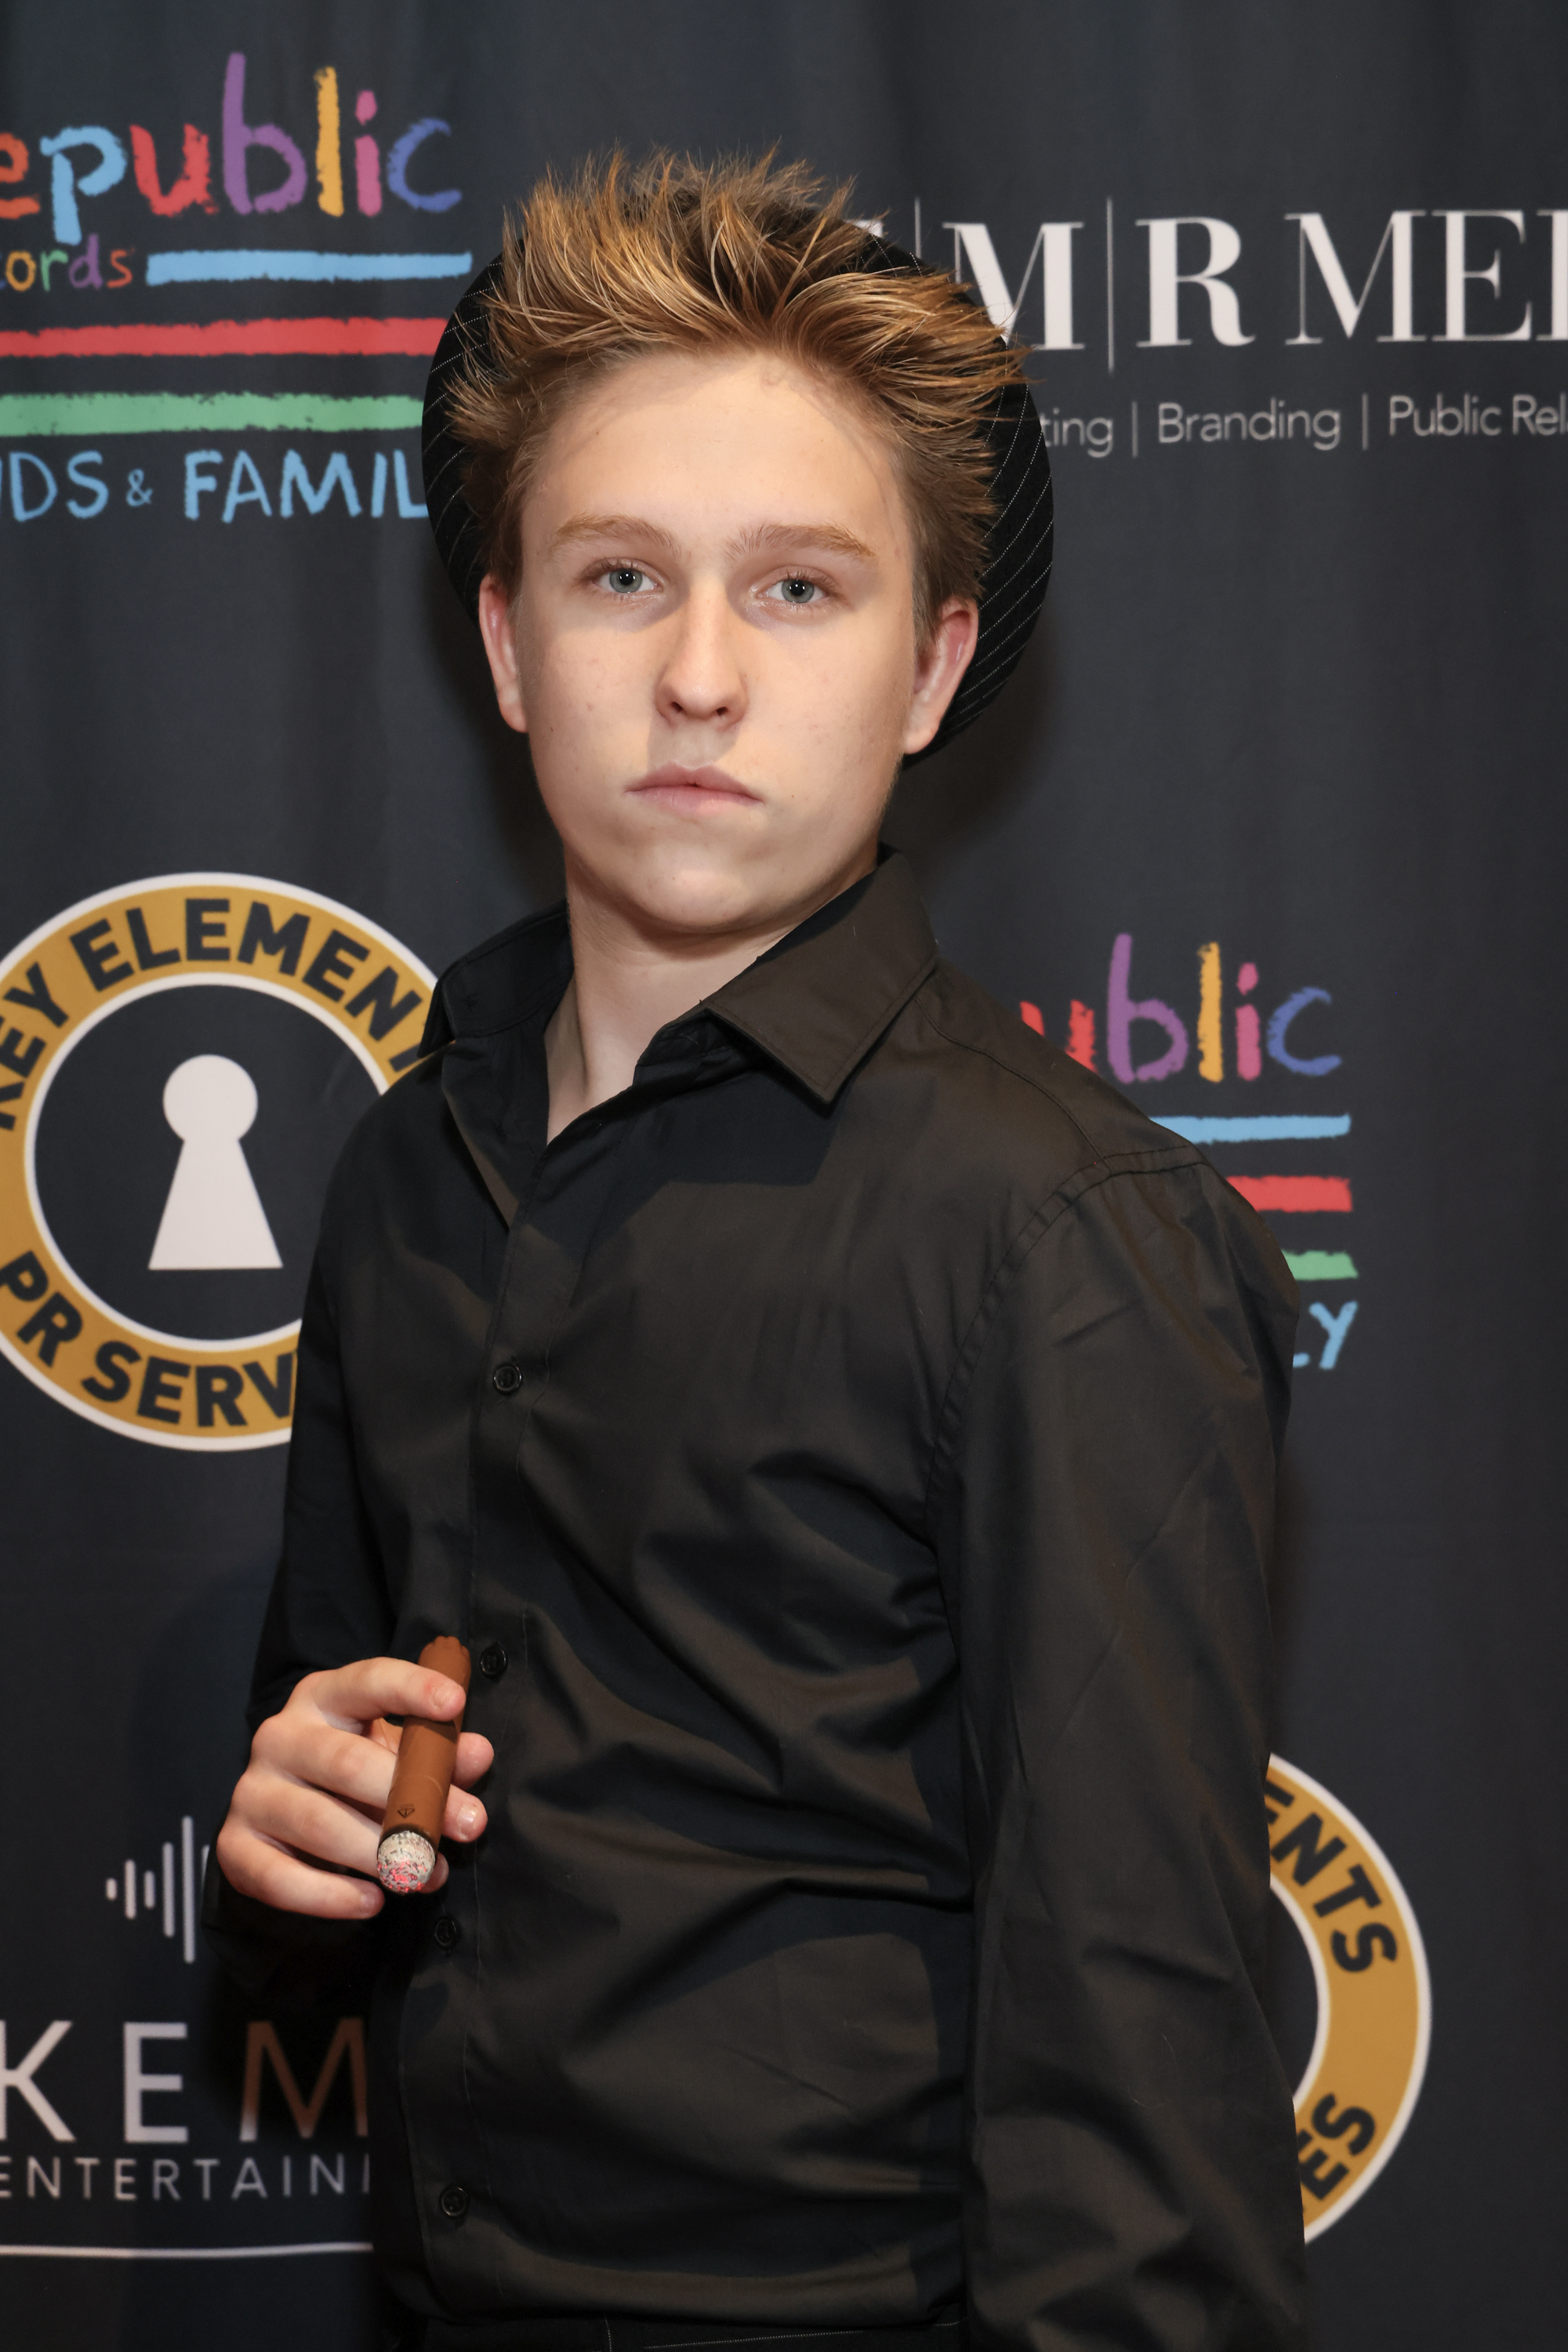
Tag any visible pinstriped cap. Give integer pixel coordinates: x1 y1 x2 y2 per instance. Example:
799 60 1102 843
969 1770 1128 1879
423 240 1052 764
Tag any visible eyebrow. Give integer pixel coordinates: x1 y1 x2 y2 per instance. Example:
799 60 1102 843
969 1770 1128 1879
548 514 877 566
550 513 683 558
731 520 877 564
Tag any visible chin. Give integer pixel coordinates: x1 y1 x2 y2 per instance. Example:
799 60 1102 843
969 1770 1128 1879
615 854 786 937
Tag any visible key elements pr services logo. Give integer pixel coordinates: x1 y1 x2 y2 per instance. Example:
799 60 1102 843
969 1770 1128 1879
1269 1757 1431 2237
0 873 432 1448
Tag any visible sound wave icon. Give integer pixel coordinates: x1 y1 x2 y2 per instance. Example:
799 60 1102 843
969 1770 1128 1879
103 1816 207 1965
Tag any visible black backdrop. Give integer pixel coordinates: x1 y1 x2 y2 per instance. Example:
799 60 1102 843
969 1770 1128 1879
2 5 1564 2347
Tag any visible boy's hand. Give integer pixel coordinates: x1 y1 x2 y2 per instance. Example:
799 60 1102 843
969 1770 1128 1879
215 1658 495 1918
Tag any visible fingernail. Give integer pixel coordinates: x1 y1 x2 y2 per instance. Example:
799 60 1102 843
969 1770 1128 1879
458 1803 481 1835
357 1886 380 1914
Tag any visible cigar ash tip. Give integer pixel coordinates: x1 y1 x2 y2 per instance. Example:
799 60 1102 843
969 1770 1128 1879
377 1828 437 1894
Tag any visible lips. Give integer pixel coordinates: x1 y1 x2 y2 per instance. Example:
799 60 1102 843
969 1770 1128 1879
627 763 761 808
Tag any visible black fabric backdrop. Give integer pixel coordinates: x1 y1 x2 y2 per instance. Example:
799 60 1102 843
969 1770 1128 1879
2 4 1563 2346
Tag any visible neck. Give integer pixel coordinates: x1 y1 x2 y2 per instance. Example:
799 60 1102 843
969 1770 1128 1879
544 846 877 1141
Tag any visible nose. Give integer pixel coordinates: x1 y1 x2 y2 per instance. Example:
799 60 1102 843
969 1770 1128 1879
655 581 747 733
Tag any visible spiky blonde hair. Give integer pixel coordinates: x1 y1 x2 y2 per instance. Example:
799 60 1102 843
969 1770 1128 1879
445 151 1025 641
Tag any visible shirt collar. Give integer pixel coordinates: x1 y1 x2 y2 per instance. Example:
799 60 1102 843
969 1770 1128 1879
702 851 936 1103
420 848 937 1108
421 901 574 1051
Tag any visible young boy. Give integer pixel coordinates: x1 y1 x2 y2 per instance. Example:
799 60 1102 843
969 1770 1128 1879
209 155 1305 2352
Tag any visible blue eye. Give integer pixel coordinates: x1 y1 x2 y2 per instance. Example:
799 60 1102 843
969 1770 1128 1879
776 578 818 604
605 567 647 594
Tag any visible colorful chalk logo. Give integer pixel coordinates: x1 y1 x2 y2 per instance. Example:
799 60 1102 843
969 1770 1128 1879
1 49 474 459
1022 932 1359 1374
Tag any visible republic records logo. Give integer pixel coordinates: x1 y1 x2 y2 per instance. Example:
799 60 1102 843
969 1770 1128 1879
0 873 434 1450
1268 1757 1431 2237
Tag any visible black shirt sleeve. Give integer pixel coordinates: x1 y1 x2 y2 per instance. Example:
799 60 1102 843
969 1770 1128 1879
930 1157 1307 2352
246 1250 399 1732
203 1246 397 2002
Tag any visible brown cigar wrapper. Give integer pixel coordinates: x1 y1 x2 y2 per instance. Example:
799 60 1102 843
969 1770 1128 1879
379 1637 471 1852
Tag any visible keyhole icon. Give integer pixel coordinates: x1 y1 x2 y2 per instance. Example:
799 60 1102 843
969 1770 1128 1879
148 1054 282 1271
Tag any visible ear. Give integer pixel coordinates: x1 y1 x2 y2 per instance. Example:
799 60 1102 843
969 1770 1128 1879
477 573 529 735
902 597 980 756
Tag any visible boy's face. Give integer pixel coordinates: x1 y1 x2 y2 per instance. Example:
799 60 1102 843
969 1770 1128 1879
477 350 978 942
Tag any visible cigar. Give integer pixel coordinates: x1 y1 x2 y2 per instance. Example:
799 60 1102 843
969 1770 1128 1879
376 1637 472 1894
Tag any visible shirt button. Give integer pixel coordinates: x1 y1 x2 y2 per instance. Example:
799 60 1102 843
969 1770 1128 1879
433 1915 461 1951
438 2183 470 2221
477 1641 507 1681
492 1360 523 1396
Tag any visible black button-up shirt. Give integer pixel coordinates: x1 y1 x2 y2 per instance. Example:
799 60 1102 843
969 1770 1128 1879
208 852 1305 2350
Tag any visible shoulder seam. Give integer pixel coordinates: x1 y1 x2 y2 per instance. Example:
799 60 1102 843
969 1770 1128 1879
910 988 1196 1174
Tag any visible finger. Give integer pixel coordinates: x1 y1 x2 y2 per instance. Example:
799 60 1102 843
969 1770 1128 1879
259 1717 401 1815
302 1656 470 1733
219 1824 383 1922
443 1782 488 1842
243 1776 387 1880
452 1732 495 1788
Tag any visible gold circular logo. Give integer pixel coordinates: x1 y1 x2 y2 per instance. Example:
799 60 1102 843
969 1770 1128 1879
0 875 433 1450
1269 1755 1431 2238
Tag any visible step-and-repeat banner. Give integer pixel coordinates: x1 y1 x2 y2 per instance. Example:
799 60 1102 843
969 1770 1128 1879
2 5 1562 2347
